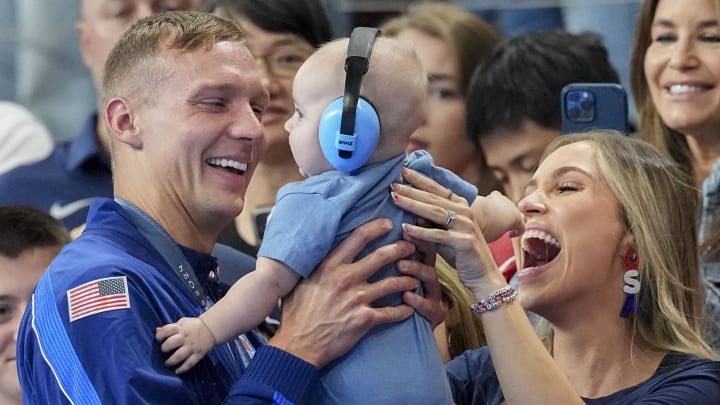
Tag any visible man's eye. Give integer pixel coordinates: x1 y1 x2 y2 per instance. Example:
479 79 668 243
202 99 226 108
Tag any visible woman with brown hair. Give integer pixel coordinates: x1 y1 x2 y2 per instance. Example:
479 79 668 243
630 0 720 351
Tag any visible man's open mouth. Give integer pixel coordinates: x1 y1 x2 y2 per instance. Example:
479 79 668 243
206 157 247 175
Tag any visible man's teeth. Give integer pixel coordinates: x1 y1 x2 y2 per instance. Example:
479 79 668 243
207 158 247 172
669 84 705 95
521 230 560 253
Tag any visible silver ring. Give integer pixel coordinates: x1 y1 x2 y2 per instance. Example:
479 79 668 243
443 209 456 229
447 189 454 200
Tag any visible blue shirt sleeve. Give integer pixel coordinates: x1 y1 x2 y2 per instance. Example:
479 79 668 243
406 150 478 204
258 192 342 278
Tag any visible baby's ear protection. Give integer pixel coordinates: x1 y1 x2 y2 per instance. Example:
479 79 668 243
319 27 381 173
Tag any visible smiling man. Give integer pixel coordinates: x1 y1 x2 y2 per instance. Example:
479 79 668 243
16 12 430 405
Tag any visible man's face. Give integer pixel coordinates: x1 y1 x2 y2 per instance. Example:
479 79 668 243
77 0 200 90
480 120 561 203
0 247 60 403
116 41 269 231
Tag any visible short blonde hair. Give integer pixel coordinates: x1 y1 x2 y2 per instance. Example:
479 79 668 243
541 131 714 359
102 11 246 107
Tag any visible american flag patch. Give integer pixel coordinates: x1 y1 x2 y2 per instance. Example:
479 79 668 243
67 276 131 322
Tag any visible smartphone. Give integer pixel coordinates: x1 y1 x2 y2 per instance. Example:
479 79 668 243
561 83 629 135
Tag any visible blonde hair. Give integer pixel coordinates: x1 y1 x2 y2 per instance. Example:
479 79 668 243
380 2 500 96
102 11 247 107
540 131 714 359
436 256 486 357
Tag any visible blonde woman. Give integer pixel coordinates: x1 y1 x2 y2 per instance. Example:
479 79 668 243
395 131 720 404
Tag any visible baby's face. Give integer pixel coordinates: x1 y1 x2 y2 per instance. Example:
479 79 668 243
284 62 337 177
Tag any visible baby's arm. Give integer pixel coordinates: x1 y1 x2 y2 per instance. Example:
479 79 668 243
469 191 523 242
155 258 300 373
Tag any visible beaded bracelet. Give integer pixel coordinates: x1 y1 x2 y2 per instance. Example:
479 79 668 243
470 285 518 314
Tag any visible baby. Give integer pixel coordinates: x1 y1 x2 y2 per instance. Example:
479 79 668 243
156 33 520 403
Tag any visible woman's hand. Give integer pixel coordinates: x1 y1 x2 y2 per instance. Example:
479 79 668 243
391 168 506 296
269 218 421 368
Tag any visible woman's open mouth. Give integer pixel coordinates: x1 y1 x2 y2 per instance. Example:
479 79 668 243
520 229 561 271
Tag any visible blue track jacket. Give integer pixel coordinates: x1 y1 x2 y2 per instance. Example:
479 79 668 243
17 199 318 404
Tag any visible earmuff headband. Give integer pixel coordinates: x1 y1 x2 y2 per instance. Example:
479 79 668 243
338 27 379 158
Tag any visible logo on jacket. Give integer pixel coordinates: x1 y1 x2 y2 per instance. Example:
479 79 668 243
49 197 96 220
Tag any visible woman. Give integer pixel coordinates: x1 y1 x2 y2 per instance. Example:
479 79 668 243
381 2 503 360
630 0 720 351
380 2 500 193
206 0 332 254
394 131 720 403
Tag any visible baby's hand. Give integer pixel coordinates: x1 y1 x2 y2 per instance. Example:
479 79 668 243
155 317 217 374
475 191 524 242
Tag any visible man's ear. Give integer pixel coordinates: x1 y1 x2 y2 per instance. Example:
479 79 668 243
105 98 143 149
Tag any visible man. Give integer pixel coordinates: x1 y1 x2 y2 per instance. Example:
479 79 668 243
0 205 71 405
0 0 200 230
467 29 621 203
17 12 436 404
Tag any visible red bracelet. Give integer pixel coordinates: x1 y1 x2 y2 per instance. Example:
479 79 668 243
470 285 518 314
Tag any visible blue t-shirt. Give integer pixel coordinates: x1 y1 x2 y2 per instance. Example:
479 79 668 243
447 347 720 404
259 150 477 404
0 114 113 229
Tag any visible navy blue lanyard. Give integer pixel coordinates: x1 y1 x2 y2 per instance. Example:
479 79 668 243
115 198 208 308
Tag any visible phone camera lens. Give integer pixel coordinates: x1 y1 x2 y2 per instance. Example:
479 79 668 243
580 99 593 111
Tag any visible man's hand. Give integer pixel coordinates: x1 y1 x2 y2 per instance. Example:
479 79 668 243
268 218 420 368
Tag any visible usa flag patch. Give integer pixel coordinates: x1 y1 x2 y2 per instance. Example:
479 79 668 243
67 276 131 322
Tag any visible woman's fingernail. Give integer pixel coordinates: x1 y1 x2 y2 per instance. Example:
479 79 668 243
391 191 399 201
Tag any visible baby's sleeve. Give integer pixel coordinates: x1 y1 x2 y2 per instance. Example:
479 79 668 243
257 192 342 278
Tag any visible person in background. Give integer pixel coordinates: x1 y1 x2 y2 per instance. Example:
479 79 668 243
380 2 506 360
630 0 720 351
0 0 201 230
205 0 333 256
380 1 500 193
0 205 71 405
0 101 53 174
17 12 441 404
397 131 720 404
433 256 486 363
467 29 621 204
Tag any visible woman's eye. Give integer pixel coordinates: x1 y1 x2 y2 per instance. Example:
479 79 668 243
700 34 720 43
429 87 460 100
653 34 676 43
557 184 577 193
